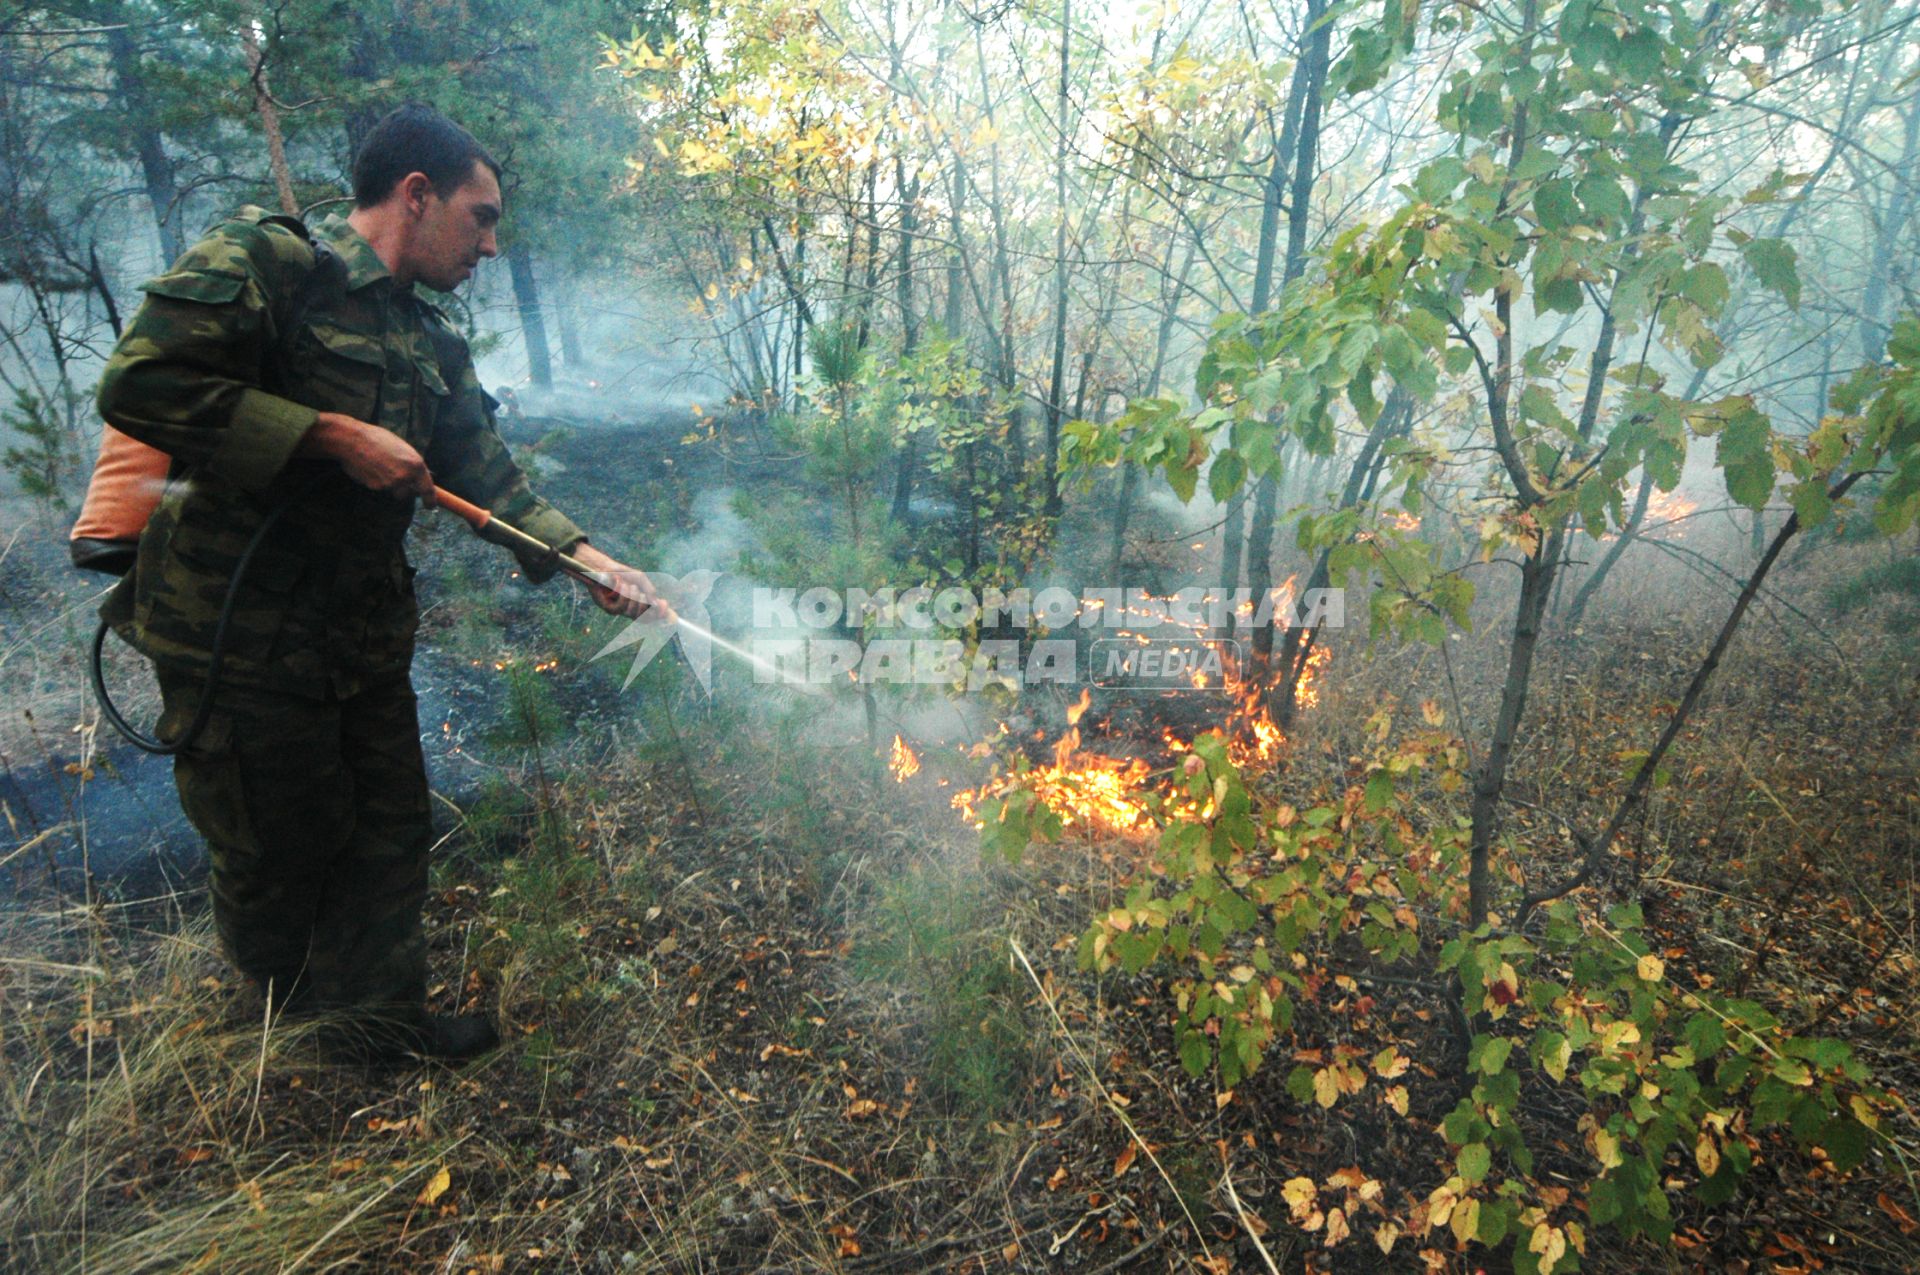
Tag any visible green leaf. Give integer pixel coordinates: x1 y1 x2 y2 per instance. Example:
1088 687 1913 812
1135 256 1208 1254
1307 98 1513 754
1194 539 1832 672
1717 408 1775 510
1208 450 1246 503
1164 450 1198 503
1538 276 1584 314
1471 1034 1515 1075
1740 238 1801 308
1684 1013 1726 1059
1476 1196 1514 1247
1577 173 1631 226
1614 26 1664 79
1681 263 1729 316
1533 179 1580 230
1788 479 1832 528
1457 1141 1492 1183
1820 1116 1871 1172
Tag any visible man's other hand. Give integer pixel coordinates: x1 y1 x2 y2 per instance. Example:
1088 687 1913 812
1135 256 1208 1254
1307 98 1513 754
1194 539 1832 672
570 542 668 621
302 412 436 500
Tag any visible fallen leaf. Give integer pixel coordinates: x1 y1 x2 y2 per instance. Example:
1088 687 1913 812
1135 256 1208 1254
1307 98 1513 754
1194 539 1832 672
417 1167 451 1206
1283 1176 1318 1223
1877 1192 1920 1235
827 1223 861 1257
1375 1221 1401 1254
1114 1143 1138 1177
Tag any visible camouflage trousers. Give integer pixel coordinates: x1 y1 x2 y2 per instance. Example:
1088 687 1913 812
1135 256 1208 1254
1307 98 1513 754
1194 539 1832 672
156 666 432 1030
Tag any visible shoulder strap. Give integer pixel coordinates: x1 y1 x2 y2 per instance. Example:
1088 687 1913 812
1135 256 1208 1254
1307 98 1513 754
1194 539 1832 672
220 205 342 354
279 238 343 349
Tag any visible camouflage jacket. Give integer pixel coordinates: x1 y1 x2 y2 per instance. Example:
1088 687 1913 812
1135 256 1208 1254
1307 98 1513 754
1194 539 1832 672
97 207 584 699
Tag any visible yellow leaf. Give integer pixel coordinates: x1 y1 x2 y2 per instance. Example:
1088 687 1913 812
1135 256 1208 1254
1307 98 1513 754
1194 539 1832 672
1450 1197 1480 1245
1694 1133 1720 1177
417 1166 451 1206
1636 954 1665 982
1598 1020 1641 1052
1323 1205 1351 1247
1420 699 1444 726
1529 1222 1568 1274
1387 1085 1410 1116
1312 1067 1340 1109
1283 1176 1319 1221
1593 1128 1623 1170
1374 1220 1401 1254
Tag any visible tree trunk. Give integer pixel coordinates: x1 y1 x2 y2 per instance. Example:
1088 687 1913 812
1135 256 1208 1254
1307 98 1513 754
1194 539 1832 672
890 150 921 525
555 294 584 367
242 28 298 216
1857 95 1919 364
105 21 182 263
1468 528 1564 925
1041 0 1072 516
1564 467 1654 629
1274 393 1414 725
1248 0 1331 669
975 27 1025 478
1111 234 1198 579
507 242 554 389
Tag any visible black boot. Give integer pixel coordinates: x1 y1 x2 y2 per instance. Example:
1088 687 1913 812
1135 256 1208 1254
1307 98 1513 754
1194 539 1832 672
335 1012 499 1066
420 1013 499 1060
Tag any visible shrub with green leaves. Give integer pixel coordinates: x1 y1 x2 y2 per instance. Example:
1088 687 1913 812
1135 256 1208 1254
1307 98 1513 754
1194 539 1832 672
984 718 1888 1271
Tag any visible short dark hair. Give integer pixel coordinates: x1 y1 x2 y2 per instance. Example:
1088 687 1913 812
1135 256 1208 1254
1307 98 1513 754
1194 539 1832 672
351 104 501 207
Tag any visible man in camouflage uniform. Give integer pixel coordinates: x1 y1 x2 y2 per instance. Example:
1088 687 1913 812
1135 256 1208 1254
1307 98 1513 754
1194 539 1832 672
96 105 656 1060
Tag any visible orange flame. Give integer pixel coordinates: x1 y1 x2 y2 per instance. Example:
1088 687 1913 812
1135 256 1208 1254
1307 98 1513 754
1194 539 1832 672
950 642 1333 839
1644 490 1698 537
888 734 921 782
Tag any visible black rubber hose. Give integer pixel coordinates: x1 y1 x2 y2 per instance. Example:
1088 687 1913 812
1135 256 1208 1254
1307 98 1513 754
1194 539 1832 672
90 505 289 755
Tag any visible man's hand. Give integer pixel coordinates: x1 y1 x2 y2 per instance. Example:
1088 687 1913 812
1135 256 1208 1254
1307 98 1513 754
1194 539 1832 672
569 542 668 621
300 412 435 500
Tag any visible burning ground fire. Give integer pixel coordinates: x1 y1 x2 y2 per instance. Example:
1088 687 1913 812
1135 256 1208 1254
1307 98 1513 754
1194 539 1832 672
938 644 1330 837
888 733 921 782
1642 489 1699 537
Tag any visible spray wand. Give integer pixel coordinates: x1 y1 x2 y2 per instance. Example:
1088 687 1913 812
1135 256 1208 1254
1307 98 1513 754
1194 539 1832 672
431 487 810 690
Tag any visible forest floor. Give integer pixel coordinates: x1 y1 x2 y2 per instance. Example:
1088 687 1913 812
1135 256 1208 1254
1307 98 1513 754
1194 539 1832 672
1 404 1917 1273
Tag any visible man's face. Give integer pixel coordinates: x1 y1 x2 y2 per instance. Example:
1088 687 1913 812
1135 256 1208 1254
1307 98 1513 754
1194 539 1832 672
409 160 501 291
